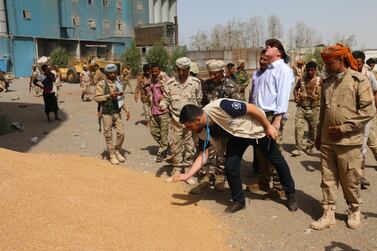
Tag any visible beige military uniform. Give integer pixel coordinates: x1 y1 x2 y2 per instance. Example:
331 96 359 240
160 76 203 169
81 70 92 100
95 77 129 158
318 68 375 210
94 69 106 85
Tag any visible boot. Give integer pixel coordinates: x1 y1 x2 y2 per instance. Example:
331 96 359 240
115 151 126 162
190 180 210 194
214 174 226 191
109 155 120 165
310 205 336 230
166 168 181 182
347 208 361 229
291 149 302 157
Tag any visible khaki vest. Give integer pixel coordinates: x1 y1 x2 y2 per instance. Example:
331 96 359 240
198 99 266 154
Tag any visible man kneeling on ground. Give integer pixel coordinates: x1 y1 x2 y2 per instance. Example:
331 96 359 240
175 98 298 213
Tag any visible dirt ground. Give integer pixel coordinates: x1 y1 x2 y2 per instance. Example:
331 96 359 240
1 78 377 250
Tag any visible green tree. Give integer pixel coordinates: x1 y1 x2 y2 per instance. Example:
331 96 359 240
304 47 325 70
121 40 142 77
168 46 188 73
145 40 169 72
49 47 69 67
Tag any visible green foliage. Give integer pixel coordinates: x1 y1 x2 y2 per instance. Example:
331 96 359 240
121 40 142 77
145 40 169 72
168 47 188 73
49 47 69 68
304 47 324 70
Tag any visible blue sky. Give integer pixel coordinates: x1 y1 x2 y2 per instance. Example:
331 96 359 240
178 0 377 49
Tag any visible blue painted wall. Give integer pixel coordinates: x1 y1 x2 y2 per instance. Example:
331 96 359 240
12 38 35 77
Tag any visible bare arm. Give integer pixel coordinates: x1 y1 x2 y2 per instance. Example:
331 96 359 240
177 149 209 181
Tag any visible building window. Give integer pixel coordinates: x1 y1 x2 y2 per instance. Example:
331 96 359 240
141 47 146 54
103 0 109 7
103 20 110 30
116 20 123 31
88 0 94 4
116 1 122 11
22 10 31 20
88 19 96 30
72 16 80 26
136 2 143 11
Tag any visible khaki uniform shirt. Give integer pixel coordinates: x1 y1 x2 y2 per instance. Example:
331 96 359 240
135 75 151 104
319 68 376 145
160 76 203 122
94 70 106 85
81 70 91 83
95 78 129 112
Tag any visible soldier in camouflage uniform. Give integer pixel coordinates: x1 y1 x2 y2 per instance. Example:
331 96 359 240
147 63 170 163
190 59 241 194
134 64 151 124
160 57 203 185
234 59 250 101
292 61 321 156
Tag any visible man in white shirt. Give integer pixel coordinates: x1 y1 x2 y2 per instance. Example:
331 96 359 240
253 39 295 198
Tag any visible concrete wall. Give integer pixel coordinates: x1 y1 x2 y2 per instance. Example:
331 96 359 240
188 48 263 70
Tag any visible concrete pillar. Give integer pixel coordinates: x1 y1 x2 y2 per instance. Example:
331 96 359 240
76 41 80 59
153 0 161 24
168 0 177 23
161 0 169 22
149 0 154 24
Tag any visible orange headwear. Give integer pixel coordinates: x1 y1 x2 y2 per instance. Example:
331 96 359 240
320 43 357 71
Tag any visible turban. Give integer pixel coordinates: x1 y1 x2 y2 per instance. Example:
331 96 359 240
206 59 225 72
105 63 117 73
176 57 191 69
321 43 357 71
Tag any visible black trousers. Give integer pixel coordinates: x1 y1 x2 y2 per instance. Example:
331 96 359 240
225 136 296 204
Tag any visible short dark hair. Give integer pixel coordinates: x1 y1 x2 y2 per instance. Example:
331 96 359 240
352 50 366 61
143 64 150 72
260 49 267 54
227 63 235 69
150 63 160 69
179 104 203 124
305 61 317 70
41 64 49 70
366 58 376 65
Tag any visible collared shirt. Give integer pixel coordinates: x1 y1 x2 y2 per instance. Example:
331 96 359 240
149 79 167 116
254 59 294 114
249 68 268 104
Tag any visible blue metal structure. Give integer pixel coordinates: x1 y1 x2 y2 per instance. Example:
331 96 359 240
0 0 150 77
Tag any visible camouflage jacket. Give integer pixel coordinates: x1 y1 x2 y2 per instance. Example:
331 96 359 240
135 74 151 104
202 77 241 106
234 69 250 87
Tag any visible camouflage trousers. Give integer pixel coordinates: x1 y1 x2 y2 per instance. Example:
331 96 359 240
199 145 226 184
170 120 196 170
81 81 91 99
149 113 169 156
102 113 125 156
141 102 151 121
294 106 320 151
256 112 285 192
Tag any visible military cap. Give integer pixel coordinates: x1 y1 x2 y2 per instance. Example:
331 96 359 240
176 57 191 69
206 59 225 72
238 59 246 66
190 62 199 75
105 63 117 73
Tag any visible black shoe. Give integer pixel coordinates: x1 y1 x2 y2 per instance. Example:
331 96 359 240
224 201 245 213
286 193 298 211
